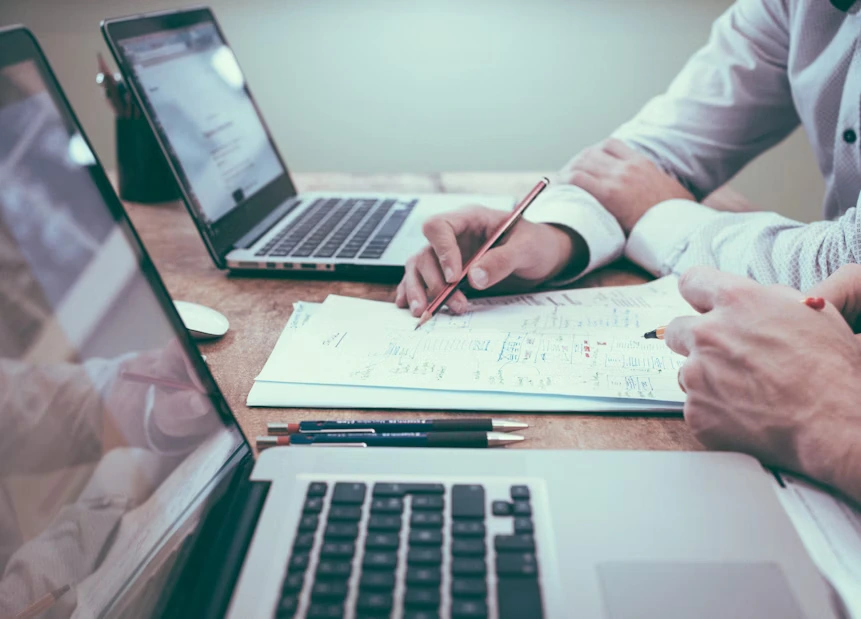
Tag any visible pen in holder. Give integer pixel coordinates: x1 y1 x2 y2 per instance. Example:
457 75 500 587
98 52 180 204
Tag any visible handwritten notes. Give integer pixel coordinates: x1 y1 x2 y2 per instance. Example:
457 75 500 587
256 278 694 403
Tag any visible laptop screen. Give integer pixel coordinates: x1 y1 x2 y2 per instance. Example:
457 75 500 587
0 28 244 618
106 9 299 262
118 22 284 225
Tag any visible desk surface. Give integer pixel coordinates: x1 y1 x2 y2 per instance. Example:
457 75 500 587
123 172 701 453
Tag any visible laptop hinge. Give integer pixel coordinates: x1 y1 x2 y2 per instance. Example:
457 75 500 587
158 450 271 619
233 197 301 250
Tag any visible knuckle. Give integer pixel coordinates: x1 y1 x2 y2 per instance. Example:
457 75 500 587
689 322 717 348
714 285 742 307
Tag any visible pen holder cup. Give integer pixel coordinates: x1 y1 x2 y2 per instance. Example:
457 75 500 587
116 116 181 204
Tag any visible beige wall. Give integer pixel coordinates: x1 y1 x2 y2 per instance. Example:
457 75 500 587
0 0 825 222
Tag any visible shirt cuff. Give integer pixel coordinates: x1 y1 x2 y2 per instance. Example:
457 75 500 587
524 185 626 286
625 199 722 276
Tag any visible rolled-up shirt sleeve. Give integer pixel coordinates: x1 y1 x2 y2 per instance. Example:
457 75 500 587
626 193 861 290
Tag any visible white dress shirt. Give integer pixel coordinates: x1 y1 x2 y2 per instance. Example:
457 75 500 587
525 0 861 291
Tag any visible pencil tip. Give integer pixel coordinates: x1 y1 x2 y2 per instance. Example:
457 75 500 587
643 330 657 339
415 312 430 330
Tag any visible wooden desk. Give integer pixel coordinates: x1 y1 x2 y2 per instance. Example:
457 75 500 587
123 172 701 452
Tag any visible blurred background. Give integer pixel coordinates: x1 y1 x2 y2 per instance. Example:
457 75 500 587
0 0 824 222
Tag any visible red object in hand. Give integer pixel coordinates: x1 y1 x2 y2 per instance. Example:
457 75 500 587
802 297 826 310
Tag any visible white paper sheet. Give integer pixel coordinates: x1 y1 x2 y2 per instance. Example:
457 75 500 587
775 475 861 618
251 278 692 407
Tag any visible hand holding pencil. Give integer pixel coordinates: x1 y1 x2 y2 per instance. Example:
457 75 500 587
397 178 587 322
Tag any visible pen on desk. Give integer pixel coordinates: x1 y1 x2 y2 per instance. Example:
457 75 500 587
256 432 525 450
120 370 201 392
14 584 70 619
643 326 666 340
268 419 529 435
415 177 550 330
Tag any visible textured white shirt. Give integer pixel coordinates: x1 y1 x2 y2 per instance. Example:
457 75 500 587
526 0 861 291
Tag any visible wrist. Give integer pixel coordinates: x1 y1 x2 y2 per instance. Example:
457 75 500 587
546 224 588 282
795 379 861 504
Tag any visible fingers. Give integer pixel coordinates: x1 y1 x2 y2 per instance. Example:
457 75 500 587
421 210 476 283
601 137 638 159
567 170 602 199
395 282 406 308
677 266 758 313
153 391 215 437
468 242 522 290
663 315 700 357
402 257 428 316
416 250 468 314
807 264 861 328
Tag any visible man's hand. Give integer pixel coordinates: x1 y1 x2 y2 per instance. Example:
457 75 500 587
105 340 219 451
664 266 861 504
561 138 695 234
395 206 587 317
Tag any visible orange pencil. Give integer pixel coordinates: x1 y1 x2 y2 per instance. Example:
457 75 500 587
643 326 666 340
415 177 550 329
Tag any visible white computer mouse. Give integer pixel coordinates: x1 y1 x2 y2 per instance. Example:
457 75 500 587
174 300 230 340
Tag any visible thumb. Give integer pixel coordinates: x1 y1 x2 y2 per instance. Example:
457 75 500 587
467 244 520 290
153 391 213 437
807 264 861 331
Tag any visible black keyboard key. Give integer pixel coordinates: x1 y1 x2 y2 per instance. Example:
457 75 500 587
316 561 352 580
368 515 402 531
294 533 316 550
452 557 486 577
452 521 485 538
306 602 344 618
410 529 443 546
282 572 305 593
311 580 348 600
325 523 359 540
452 539 486 556
308 482 328 497
332 482 367 505
405 586 441 608
494 535 535 552
365 532 400 550
412 496 444 511
451 578 487 597
356 591 394 613
513 518 534 534
289 553 310 572
492 501 513 516
452 485 486 519
404 611 440 619
299 514 320 531
406 566 442 586
320 542 355 559
371 497 404 513
363 551 398 570
411 512 443 528
276 594 299 617
304 497 324 513
513 502 532 516
373 483 445 497
408 547 443 565
451 598 488 618
510 485 530 501
497 577 543 619
496 552 539 577
360 570 396 591
328 506 362 522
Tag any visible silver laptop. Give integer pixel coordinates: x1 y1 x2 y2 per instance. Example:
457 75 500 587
101 7 513 278
0 26 841 619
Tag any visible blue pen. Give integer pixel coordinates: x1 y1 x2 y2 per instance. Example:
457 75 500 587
256 431 524 449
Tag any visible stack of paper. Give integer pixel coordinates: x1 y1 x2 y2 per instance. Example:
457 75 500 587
248 277 694 412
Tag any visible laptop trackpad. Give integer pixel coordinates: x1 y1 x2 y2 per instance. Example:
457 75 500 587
597 562 806 619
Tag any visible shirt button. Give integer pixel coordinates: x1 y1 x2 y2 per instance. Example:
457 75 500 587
844 129 857 144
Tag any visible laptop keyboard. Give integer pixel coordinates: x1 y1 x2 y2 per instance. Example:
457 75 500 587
256 197 418 261
276 482 544 618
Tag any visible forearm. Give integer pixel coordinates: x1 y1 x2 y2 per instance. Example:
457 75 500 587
626 199 861 290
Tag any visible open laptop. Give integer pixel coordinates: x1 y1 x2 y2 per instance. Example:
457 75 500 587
0 26 843 619
100 7 513 278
